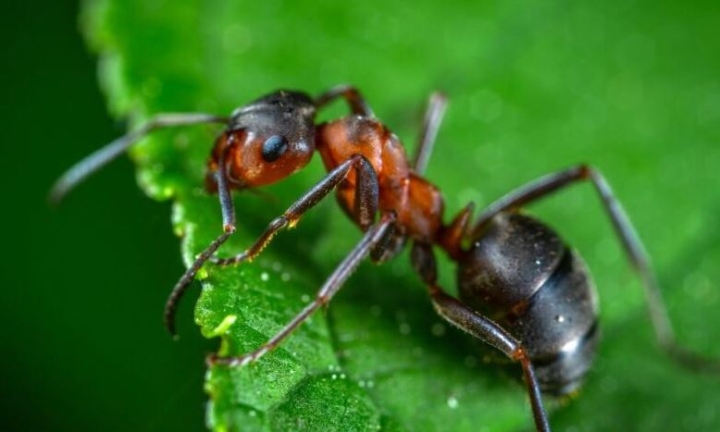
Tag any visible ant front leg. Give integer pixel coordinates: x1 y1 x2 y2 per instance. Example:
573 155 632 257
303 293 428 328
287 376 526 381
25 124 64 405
411 242 551 432
209 212 397 367
166 153 380 334
164 146 238 335
211 153 380 267
469 164 720 372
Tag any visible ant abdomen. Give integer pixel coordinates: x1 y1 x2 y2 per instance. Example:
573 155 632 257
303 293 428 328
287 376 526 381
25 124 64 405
458 213 600 395
53 84 719 431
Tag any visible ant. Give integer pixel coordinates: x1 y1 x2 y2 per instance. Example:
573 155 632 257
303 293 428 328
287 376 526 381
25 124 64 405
51 85 719 431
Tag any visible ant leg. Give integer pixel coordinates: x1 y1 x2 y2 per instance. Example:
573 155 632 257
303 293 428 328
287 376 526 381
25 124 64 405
167 156 378 335
469 164 720 372
412 92 448 175
411 242 550 432
314 84 374 117
208 212 397 366
212 154 380 266
49 113 228 204
164 147 236 336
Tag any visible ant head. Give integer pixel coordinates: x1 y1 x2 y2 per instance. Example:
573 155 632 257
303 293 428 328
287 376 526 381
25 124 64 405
224 90 317 187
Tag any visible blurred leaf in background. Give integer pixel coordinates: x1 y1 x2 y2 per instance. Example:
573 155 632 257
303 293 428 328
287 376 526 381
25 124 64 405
1 1 214 432
3 0 719 431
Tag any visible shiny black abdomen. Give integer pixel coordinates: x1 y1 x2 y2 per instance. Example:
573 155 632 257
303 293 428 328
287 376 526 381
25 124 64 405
457 213 600 395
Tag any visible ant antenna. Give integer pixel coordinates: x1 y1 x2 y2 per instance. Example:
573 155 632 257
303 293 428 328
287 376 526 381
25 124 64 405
49 113 227 205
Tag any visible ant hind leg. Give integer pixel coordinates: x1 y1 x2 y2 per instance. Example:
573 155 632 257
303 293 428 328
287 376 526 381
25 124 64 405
469 164 720 372
410 241 551 432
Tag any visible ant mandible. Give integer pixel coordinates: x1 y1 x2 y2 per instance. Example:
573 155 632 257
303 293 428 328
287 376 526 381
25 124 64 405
51 85 719 432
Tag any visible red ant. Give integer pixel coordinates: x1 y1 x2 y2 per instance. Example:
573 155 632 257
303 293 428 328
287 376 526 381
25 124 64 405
51 85 719 431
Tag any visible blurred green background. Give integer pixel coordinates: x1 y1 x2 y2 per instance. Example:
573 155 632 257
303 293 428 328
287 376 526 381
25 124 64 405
3 0 720 431
1 1 211 431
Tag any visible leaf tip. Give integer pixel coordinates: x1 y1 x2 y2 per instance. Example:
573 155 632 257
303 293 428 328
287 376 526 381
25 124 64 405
208 314 238 338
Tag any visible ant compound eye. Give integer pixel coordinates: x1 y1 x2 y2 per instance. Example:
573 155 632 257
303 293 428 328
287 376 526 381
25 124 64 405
261 135 288 162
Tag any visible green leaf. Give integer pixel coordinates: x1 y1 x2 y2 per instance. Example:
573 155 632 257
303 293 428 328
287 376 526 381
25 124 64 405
83 0 720 431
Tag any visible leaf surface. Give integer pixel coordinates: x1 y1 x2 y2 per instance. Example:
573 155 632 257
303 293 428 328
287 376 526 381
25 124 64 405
84 0 720 430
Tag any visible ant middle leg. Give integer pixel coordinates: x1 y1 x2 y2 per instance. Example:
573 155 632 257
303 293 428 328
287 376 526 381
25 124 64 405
412 92 448 175
411 242 551 432
211 153 380 266
468 164 720 371
165 154 381 333
208 212 397 367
